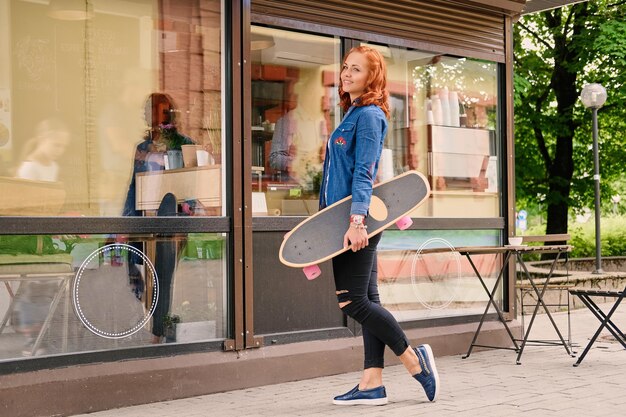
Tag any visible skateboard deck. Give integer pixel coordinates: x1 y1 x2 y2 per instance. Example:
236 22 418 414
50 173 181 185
279 171 430 278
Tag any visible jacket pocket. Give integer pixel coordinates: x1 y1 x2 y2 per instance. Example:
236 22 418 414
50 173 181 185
338 122 356 133
333 122 356 149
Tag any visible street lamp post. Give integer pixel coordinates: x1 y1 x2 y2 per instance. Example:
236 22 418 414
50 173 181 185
580 83 608 274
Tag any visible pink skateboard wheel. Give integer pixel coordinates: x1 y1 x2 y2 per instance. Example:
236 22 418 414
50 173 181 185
396 216 413 230
303 265 321 280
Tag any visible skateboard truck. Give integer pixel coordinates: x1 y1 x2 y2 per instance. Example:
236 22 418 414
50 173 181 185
303 265 322 280
396 216 413 230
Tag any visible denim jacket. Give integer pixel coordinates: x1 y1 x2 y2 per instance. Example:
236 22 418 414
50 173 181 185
319 104 388 215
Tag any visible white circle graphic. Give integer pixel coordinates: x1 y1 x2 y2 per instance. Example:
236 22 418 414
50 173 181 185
72 243 159 339
410 238 462 310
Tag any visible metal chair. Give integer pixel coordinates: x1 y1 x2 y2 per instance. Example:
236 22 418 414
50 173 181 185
516 234 574 353
569 284 626 366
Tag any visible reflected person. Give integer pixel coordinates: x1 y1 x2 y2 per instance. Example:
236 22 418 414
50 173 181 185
269 93 325 189
269 94 298 182
122 93 193 343
16 118 70 181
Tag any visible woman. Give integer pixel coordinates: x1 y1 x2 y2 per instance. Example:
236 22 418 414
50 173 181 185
122 93 193 343
123 92 194 217
319 46 440 406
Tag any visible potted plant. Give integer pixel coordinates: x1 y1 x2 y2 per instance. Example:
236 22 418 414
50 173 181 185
169 301 218 342
162 313 181 343
158 123 186 169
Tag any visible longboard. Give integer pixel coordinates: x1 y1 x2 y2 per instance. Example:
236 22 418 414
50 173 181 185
279 170 430 279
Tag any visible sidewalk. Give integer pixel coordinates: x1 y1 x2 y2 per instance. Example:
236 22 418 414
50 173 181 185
73 304 626 417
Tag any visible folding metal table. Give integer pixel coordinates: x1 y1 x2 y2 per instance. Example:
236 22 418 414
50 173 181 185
448 245 574 363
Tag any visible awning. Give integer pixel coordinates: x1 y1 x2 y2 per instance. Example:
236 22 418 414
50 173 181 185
461 0 587 16
522 0 589 14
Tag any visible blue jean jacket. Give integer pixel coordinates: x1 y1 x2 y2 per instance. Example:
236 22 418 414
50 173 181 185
319 104 388 215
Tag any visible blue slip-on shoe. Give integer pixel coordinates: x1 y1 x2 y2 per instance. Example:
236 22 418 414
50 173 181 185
332 385 388 406
413 344 440 402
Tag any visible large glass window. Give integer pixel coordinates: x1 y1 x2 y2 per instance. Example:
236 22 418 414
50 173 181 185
0 232 228 359
247 32 500 219
0 0 224 217
377 230 502 321
365 43 501 219
250 25 340 216
368 43 503 320
247 29 505 328
0 0 228 360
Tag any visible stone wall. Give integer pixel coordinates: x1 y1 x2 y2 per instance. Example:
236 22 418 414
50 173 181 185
517 257 626 314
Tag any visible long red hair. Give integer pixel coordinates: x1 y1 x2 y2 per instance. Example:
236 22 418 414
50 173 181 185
339 46 390 119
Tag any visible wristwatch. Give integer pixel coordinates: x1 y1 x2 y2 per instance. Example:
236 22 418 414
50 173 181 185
350 214 365 227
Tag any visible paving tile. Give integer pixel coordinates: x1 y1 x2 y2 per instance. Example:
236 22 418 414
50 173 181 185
70 304 626 417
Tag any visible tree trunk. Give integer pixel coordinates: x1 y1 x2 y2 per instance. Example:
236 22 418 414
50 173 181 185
544 132 574 237
543 140 573 260
544 26 578 238
545 167 571 236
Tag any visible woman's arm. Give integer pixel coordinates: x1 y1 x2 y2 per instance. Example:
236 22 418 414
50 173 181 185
344 107 387 251
350 107 386 215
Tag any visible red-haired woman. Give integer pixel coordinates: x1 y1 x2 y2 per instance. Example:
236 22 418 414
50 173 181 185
122 93 194 343
319 46 440 406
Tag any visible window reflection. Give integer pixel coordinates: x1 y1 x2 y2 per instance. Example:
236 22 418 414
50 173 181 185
0 118 70 216
0 0 224 217
248 33 500 219
250 26 340 216
16 119 70 182
364 43 500 218
0 232 228 359
377 230 502 321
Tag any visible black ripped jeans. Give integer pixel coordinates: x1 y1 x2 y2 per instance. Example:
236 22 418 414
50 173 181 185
333 232 409 369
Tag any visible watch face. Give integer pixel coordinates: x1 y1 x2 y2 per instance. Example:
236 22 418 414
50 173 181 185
351 215 364 224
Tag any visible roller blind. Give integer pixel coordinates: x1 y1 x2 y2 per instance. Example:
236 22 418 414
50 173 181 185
251 0 513 62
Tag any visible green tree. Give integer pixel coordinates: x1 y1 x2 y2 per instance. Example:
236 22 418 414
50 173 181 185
514 1 626 235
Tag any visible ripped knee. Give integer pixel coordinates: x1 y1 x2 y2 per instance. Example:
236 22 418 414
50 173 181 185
336 290 352 309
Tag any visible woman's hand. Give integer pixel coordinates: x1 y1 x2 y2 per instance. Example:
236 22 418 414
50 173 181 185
344 226 369 252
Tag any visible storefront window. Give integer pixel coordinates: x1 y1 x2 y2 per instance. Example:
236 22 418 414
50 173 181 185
363 42 501 218
378 230 502 321
0 232 228 359
250 25 340 216
247 30 505 328
0 0 224 217
247 33 500 218
355 44 504 320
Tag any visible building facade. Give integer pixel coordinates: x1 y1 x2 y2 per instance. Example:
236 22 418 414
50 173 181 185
0 0 529 415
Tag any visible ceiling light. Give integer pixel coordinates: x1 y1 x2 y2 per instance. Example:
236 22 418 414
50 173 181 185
48 0 94 21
